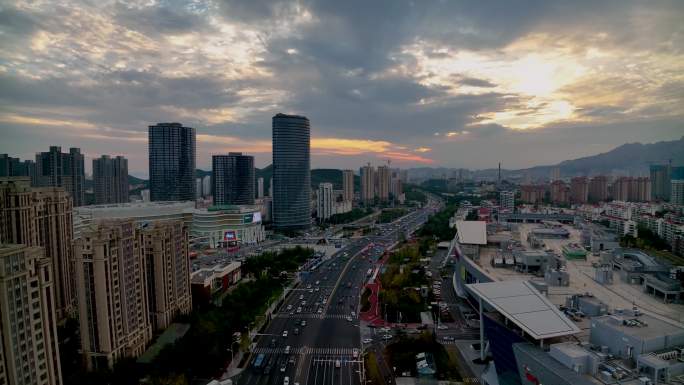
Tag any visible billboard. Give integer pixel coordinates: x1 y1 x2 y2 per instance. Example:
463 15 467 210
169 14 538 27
243 212 262 224
224 230 237 241
243 214 253 223
253 212 262 223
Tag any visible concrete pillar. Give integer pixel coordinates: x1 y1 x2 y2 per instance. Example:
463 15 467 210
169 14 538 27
479 296 485 361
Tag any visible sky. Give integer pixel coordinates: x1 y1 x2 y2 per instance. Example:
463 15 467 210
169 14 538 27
1 0 683 177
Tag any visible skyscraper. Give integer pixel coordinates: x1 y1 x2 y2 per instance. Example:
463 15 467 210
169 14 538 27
360 164 375 203
0 178 75 320
650 164 671 201
35 146 85 206
570 177 588 204
0 244 63 385
376 165 390 201
342 170 354 202
317 182 334 221
212 153 255 206
257 177 265 199
93 155 129 204
499 190 515 211
0 154 36 183
588 176 609 203
272 113 311 230
148 123 196 202
73 219 152 370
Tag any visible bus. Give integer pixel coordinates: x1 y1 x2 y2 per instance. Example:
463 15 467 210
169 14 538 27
253 353 266 372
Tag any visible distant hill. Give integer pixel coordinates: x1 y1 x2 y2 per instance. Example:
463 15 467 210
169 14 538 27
408 136 684 180
520 136 684 178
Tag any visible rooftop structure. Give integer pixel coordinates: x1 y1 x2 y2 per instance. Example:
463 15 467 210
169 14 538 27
455 220 487 245
467 280 581 340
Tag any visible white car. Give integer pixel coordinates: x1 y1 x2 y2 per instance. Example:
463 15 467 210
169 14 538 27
296 307 302 313
363 338 373 344
352 349 359 358
299 295 304 300
382 334 392 340
282 330 288 338
317 308 323 314
438 325 448 330
286 305 293 311
346 316 353 322
284 376 290 385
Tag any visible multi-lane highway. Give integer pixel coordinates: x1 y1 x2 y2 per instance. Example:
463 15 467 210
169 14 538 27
237 200 439 385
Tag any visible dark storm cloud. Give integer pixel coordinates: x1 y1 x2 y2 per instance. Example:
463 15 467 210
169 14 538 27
1 0 683 172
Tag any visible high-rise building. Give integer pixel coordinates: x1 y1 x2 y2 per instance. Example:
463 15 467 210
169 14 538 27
376 165 390 201
73 220 152 370
611 177 631 201
520 185 546 204
140 220 192 330
0 244 63 385
671 180 684 206
148 123 196 202
257 177 265 199
0 178 75 320
93 155 129 204
272 113 311 230
550 180 569 204
0 154 36 184
360 165 375 203
342 170 354 202
569 177 588 204
588 176 609 203
632 176 651 202
35 146 85 206
212 153 255 206
268 178 273 198
650 164 671 201
499 190 515 211
317 183 334 221
550 167 561 182
196 178 203 199
202 175 211 198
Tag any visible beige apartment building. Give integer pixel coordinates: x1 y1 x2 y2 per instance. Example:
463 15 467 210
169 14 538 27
0 244 63 385
140 220 192 330
342 169 354 202
0 177 75 320
73 220 152 370
73 218 192 369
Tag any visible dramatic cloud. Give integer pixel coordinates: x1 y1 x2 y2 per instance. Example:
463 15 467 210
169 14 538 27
1 0 683 174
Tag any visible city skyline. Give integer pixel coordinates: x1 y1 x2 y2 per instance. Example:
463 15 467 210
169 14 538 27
1 1 683 174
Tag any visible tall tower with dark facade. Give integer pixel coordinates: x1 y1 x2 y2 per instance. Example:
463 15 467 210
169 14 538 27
212 152 255 206
35 146 85 206
272 113 311 230
148 123 196 202
93 155 129 204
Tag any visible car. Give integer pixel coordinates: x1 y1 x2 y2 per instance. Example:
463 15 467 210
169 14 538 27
282 330 288 338
301 301 306 306
363 338 373 344
346 316 353 322
289 356 296 364
315 280 320 285
442 336 455 341
317 308 323 314
301 320 306 327
284 376 290 385
438 325 448 330
285 345 291 354
351 311 356 317
315 287 320 292
335 360 341 368
299 295 304 300
352 349 359 358
280 364 287 372
286 304 293 311
307 284 312 289
294 328 300 335
296 307 302 313
381 334 392 340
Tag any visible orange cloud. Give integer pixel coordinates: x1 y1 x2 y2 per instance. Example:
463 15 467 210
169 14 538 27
311 138 392 155
414 147 432 153
381 151 434 164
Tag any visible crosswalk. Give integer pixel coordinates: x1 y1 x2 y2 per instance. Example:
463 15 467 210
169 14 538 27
274 313 355 320
251 346 357 355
